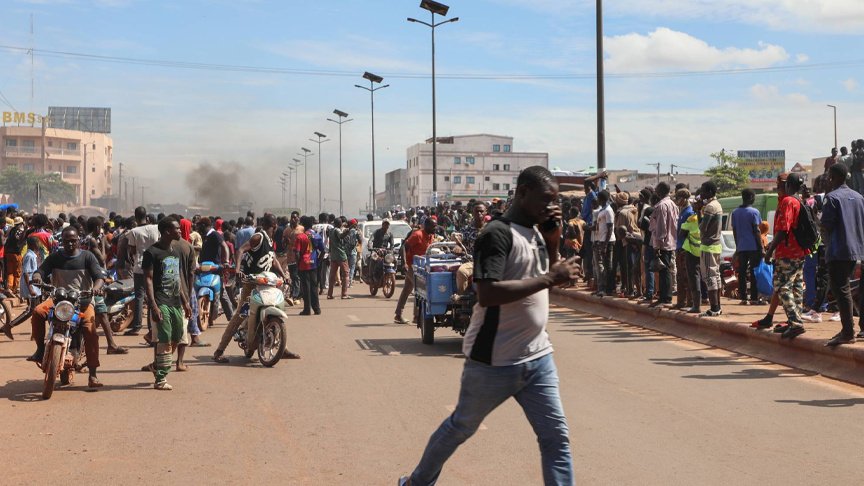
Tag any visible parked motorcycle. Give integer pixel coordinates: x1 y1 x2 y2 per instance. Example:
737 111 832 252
195 261 224 331
362 248 397 298
36 284 92 400
232 271 289 367
105 278 136 333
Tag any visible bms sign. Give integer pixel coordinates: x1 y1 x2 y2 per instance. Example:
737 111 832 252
1 112 44 125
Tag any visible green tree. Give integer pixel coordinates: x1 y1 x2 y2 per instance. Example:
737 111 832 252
705 150 750 198
0 168 76 211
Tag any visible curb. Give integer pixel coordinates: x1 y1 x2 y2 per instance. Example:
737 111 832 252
550 288 864 388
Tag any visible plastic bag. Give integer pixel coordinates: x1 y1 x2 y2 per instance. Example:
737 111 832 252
754 260 774 297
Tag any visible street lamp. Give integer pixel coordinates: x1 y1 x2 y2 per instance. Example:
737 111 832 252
408 0 458 205
827 104 838 150
327 109 353 216
291 158 303 211
355 71 390 214
309 131 330 215
596 0 606 183
298 148 313 214
279 172 288 209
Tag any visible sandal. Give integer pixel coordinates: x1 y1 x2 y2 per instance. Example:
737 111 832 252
88 377 104 389
212 353 229 364
107 346 129 355
154 381 173 391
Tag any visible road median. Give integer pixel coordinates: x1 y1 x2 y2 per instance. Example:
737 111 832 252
551 287 864 387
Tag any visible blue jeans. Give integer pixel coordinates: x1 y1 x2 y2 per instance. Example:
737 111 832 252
188 288 200 336
348 251 357 284
410 354 573 485
643 246 655 298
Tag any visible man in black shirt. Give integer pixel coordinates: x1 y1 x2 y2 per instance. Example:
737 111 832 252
29 226 106 389
372 220 394 250
196 217 233 326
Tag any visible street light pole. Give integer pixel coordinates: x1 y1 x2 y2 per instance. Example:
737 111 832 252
408 0 458 205
310 132 330 215
355 72 390 215
290 159 302 209
596 0 606 183
297 149 313 214
328 110 353 216
827 104 838 150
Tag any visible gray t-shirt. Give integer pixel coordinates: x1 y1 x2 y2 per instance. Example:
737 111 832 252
462 219 552 366
127 224 160 274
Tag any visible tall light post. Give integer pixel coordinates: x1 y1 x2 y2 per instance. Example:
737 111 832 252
297 148 313 214
328 109 353 216
596 0 606 185
291 158 303 211
309 131 330 214
408 0 458 205
279 172 288 208
827 104 838 150
355 71 389 214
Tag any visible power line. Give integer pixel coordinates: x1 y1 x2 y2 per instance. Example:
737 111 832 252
1 44 863 81
0 88 16 111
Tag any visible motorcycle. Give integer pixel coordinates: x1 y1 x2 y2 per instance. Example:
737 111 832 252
195 261 224 330
232 272 289 367
36 284 92 400
104 278 136 333
362 248 397 298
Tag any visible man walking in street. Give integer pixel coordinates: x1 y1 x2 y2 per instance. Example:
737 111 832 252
763 173 810 338
296 216 323 316
820 164 864 346
143 217 191 390
125 206 160 336
698 181 724 316
648 182 678 306
394 217 436 324
399 166 579 486
731 189 764 305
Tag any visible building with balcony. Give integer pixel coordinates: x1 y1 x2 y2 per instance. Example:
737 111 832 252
404 134 548 206
0 125 113 207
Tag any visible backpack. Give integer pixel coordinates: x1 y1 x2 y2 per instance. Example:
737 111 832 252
793 198 819 251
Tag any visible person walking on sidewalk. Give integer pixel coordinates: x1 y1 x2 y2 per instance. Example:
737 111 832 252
731 189 764 305
820 164 864 346
698 181 724 317
648 182 678 307
398 166 579 486
764 173 810 338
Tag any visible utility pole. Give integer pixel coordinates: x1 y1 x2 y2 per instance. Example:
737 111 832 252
596 0 606 186
141 185 148 206
118 162 123 212
309 132 330 214
647 163 661 185
82 145 88 206
131 176 136 209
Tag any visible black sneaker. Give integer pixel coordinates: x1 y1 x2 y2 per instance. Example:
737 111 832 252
826 332 856 347
751 317 773 330
773 323 790 334
782 324 806 339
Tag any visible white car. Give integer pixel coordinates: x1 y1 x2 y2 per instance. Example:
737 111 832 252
357 220 413 275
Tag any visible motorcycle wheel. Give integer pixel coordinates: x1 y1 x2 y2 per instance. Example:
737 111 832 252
421 314 435 345
258 317 286 367
42 343 63 400
198 297 210 331
369 284 379 296
0 299 11 328
383 274 396 299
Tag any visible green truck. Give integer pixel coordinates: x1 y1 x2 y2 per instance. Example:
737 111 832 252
719 193 778 231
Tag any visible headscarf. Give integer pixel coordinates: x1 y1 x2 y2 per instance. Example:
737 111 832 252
179 218 192 242
215 218 224 233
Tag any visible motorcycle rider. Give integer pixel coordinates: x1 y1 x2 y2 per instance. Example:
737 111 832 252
212 214 296 363
28 226 107 389
366 219 393 281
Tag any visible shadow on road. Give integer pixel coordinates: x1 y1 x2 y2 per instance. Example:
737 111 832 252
556 325 679 344
775 398 864 407
651 356 769 367
345 323 396 328
0 378 154 401
356 337 464 358
683 368 817 380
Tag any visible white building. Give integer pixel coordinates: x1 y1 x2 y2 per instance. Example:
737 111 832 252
404 134 548 206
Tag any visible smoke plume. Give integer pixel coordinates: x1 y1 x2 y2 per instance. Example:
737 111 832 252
185 161 252 211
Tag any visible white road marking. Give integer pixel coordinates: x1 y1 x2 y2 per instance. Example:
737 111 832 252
379 345 401 356
347 314 360 322
446 405 486 430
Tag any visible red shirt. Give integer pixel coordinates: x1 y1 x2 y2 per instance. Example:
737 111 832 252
294 231 312 271
773 195 810 259
404 230 435 268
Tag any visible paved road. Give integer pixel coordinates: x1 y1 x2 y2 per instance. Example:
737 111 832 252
2 283 863 485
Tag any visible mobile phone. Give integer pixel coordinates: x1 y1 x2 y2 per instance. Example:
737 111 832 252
541 204 559 231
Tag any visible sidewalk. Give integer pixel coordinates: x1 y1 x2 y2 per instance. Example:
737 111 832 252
551 283 864 388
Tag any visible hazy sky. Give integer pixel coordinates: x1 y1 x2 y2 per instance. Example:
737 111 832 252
1 0 863 215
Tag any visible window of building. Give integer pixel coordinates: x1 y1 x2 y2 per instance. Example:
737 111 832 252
466 176 475 184
503 145 511 152
66 165 77 174
484 176 490 181
444 176 450 182
503 164 510 171
466 156 475 165
493 144 500 152
5 139 16 147
493 183 500 190
512 177 518 184
67 142 78 151
492 164 500 171
6 163 15 169
504 183 511 190
454 157 461 164
453 176 462 184
91 189 96 195
47 141 53 147
23 163 34 172
92 166 96 172
22 140 35 152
